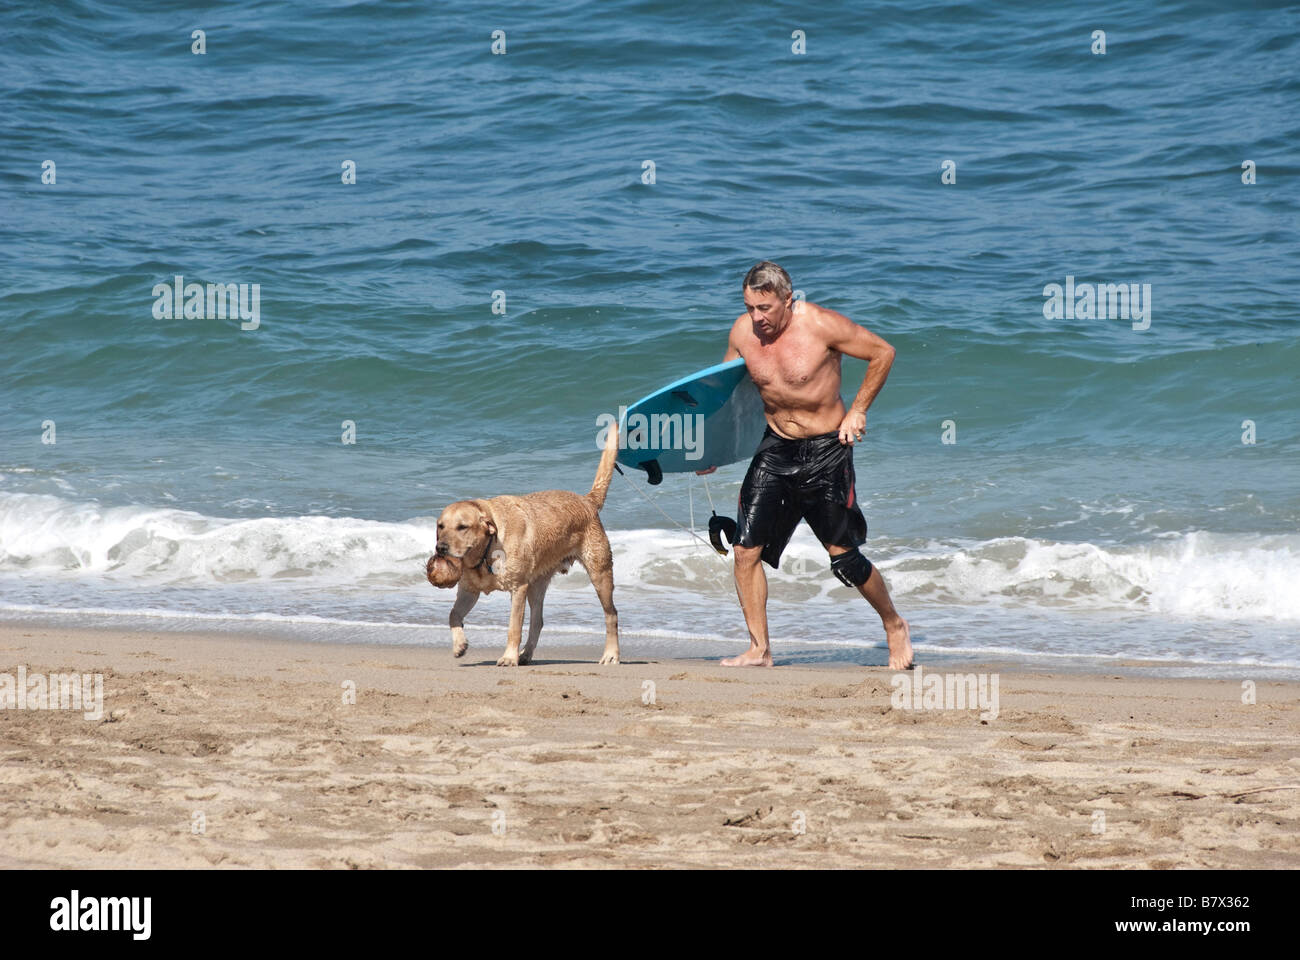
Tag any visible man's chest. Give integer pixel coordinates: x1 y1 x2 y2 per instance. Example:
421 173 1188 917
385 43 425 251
742 333 837 390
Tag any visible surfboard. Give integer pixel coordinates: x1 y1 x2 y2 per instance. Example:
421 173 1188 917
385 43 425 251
616 357 766 484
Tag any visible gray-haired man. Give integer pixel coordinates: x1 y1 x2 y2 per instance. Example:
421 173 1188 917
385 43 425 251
699 261 912 668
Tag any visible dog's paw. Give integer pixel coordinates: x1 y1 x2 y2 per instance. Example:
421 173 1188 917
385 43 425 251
517 652 533 666
496 654 520 667
453 640 468 658
599 651 620 665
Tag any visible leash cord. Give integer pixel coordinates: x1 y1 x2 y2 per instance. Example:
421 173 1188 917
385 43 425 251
615 469 727 561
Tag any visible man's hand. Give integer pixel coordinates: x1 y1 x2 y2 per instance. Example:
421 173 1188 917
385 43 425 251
837 409 866 446
695 465 718 475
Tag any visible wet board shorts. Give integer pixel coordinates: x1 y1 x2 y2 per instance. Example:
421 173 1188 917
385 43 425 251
734 425 868 569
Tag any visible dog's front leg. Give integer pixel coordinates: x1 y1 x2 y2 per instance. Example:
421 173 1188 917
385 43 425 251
449 584 479 658
497 585 528 666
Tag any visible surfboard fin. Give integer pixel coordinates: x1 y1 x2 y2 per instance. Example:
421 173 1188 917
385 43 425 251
637 459 663 485
708 513 737 555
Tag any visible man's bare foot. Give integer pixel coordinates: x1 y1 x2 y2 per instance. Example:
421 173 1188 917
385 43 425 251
721 646 773 667
886 618 913 670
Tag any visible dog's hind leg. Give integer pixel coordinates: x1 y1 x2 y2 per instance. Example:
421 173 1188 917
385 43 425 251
497 585 528 666
581 527 620 665
519 574 553 666
449 584 479 658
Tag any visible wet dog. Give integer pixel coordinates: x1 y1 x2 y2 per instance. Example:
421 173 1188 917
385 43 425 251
426 426 620 666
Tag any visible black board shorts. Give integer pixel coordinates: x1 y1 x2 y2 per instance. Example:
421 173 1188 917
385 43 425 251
734 425 868 569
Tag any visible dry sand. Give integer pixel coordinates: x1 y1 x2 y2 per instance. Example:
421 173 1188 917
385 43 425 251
1 623 1297 868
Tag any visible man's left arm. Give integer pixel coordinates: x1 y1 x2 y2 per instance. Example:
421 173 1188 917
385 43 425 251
821 308 896 445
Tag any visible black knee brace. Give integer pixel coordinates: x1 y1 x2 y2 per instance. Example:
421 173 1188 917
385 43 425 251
830 549 873 587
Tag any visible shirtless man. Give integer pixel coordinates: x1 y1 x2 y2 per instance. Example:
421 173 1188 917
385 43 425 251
700 261 912 669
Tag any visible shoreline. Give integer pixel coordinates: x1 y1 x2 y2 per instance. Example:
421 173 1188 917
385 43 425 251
2 609 1292 682
2 621 1297 868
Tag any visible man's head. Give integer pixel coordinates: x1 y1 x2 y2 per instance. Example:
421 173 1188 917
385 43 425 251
742 260 794 337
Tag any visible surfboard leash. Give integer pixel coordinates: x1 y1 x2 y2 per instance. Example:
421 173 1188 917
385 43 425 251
614 467 728 562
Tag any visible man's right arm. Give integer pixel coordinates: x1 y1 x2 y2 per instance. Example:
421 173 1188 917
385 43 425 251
722 318 742 362
697 323 742 474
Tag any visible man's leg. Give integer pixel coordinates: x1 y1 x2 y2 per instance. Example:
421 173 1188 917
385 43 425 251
723 543 773 666
725 440 797 667
826 544 912 670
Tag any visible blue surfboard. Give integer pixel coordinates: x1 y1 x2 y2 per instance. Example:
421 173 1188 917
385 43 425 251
617 358 766 483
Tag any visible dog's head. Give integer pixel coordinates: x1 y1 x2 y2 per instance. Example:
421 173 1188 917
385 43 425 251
434 499 497 569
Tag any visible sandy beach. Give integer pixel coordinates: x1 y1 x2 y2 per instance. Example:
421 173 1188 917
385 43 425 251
1 622 1297 869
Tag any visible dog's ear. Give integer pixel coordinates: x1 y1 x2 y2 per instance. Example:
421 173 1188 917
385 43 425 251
470 500 497 537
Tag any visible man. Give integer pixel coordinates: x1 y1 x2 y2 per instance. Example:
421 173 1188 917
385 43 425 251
699 261 912 669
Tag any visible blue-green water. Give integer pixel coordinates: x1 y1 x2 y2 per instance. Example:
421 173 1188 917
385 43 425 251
2 1 1297 674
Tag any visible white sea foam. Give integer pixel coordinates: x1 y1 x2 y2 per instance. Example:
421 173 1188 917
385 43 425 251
2 492 1297 621
0 492 433 583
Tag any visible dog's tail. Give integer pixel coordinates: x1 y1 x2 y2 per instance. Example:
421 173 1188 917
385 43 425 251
587 422 619 511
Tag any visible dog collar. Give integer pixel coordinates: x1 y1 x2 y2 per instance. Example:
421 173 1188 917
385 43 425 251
472 534 497 571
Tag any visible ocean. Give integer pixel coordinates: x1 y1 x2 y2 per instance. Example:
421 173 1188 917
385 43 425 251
2 0 1297 677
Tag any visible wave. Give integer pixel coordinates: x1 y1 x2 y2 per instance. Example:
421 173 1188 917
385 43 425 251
879 533 1300 621
0 492 432 584
1 492 1297 622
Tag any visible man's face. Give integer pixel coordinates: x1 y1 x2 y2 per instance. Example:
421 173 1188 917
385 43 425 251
744 286 791 337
